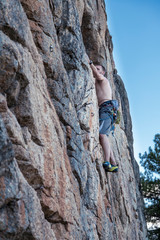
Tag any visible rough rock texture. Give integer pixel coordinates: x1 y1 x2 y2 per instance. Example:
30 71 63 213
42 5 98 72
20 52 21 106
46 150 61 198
0 0 147 239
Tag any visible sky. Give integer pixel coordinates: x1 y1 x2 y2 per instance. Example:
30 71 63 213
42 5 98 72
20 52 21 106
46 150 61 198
105 0 160 169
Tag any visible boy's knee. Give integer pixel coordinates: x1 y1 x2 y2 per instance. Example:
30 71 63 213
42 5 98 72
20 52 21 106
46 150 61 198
99 134 106 140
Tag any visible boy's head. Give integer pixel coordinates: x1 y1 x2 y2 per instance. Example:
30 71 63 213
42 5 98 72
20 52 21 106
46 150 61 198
95 64 106 75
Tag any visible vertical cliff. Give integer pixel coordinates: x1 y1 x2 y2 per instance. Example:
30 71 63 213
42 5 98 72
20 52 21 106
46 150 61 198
0 0 147 239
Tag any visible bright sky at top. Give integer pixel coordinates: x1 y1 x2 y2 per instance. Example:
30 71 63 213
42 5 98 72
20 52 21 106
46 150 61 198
105 0 160 169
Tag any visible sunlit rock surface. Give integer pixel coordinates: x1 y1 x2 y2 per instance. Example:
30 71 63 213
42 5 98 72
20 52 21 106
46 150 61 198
0 0 147 239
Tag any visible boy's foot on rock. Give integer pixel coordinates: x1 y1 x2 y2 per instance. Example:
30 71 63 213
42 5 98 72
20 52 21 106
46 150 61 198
103 162 118 172
103 161 111 169
106 164 118 172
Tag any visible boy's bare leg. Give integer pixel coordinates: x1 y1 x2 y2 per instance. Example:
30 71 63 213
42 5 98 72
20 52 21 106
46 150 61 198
110 148 116 166
99 134 116 165
99 134 110 162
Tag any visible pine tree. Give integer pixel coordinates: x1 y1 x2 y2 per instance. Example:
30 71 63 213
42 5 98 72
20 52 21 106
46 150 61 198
139 134 160 240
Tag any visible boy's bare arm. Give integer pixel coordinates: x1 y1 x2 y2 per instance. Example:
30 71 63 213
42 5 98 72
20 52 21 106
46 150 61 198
89 61 105 81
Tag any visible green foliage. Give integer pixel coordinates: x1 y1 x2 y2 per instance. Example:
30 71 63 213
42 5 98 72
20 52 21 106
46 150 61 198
115 110 121 124
139 134 160 240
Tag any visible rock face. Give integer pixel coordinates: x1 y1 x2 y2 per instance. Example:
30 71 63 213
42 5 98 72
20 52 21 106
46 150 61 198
0 0 147 239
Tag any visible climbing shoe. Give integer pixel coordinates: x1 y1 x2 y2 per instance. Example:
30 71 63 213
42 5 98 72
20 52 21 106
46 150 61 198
106 164 118 173
103 161 112 170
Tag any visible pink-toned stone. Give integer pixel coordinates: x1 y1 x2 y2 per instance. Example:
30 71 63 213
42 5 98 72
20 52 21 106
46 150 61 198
0 0 147 239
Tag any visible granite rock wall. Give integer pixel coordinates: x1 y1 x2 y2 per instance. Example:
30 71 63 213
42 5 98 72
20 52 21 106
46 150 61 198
0 0 147 239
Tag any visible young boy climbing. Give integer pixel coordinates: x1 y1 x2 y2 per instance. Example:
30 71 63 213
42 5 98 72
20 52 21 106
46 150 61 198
89 60 118 172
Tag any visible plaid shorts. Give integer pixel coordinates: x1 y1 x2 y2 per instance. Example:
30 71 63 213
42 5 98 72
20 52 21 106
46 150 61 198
99 101 113 136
